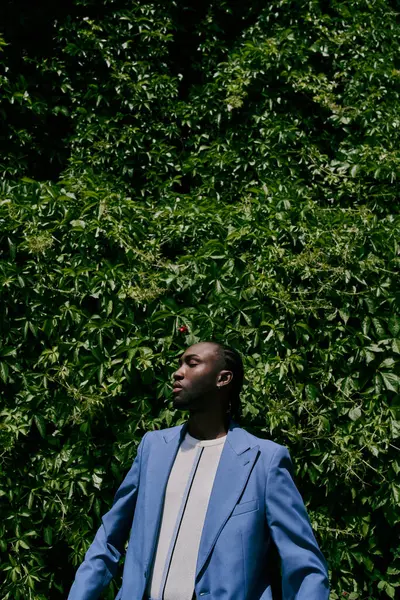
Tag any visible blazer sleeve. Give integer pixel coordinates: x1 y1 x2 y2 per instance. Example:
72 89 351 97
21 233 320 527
264 445 330 600
67 432 148 600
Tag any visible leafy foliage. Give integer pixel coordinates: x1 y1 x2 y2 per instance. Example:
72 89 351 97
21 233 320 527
0 1 399 599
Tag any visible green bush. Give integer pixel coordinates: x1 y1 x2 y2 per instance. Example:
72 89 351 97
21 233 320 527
0 1 399 598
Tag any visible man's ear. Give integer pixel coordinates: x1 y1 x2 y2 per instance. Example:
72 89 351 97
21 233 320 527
218 370 233 386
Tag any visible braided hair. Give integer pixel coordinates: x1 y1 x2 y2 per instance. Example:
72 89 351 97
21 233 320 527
214 343 244 422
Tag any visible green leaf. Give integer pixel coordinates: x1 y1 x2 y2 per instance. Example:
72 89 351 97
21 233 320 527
388 315 400 337
70 219 86 229
349 407 362 421
34 415 46 438
392 339 400 354
0 347 16 358
44 527 53 545
381 372 400 392
0 361 9 383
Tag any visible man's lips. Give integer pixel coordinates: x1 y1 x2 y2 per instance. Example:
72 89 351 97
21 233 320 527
173 383 183 393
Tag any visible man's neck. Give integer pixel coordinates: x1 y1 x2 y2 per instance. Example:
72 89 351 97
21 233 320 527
186 412 230 441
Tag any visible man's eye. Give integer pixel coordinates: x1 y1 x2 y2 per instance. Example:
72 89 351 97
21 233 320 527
189 362 198 367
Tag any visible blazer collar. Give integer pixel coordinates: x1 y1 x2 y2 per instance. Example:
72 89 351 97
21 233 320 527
161 418 253 455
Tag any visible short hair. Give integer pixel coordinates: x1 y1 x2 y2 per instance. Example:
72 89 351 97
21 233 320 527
213 342 244 421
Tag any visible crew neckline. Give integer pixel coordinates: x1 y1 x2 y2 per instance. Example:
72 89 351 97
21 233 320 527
184 431 228 447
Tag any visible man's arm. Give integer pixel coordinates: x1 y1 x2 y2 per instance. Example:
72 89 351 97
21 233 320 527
68 432 148 600
264 445 330 600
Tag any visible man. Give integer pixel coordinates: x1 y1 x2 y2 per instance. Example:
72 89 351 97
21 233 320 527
68 341 329 600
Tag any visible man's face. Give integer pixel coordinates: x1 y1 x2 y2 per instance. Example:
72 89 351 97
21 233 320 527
172 342 224 412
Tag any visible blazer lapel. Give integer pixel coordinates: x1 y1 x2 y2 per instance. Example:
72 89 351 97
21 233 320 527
143 423 188 572
195 421 260 579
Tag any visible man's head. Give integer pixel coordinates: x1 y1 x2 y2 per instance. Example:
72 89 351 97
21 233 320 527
172 341 244 419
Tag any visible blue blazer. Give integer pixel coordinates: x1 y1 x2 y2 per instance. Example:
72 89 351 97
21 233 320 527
68 420 329 600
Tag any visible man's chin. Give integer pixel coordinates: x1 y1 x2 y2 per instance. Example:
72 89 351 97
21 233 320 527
174 390 200 410
172 397 191 410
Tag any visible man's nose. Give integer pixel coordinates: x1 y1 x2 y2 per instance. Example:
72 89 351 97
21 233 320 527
173 366 184 381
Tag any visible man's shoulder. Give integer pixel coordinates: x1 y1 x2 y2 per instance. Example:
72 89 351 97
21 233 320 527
235 425 287 455
142 423 183 442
